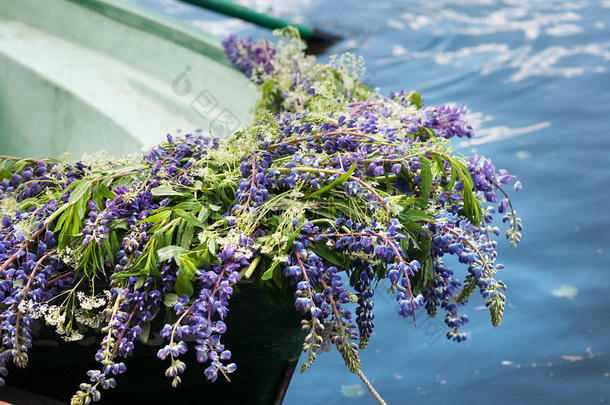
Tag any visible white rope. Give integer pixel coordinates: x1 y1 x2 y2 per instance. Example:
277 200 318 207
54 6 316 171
357 369 387 405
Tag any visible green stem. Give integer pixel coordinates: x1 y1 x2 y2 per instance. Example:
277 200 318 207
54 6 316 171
241 255 261 279
0 155 52 164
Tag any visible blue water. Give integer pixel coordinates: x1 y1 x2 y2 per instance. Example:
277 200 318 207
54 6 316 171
134 1 610 403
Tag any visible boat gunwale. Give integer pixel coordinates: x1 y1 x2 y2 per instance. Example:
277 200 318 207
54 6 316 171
65 0 235 68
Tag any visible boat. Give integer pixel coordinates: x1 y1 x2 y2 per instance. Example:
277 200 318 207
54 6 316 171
5 283 304 404
0 1 303 403
0 0 258 158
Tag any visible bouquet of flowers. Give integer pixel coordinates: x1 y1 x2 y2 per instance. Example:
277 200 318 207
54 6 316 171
0 29 521 404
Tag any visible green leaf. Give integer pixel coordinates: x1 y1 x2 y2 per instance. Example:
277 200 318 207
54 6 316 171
92 186 103 210
151 187 185 197
400 209 435 222
463 187 482 225
418 156 432 205
138 321 151 344
446 160 458 191
174 201 202 211
105 163 146 175
157 245 187 262
0 168 12 181
407 231 433 295
432 155 447 181
174 209 205 228
75 192 89 221
412 256 433 296
163 293 178 307
147 249 161 277
446 157 482 225
110 231 119 252
134 276 145 290
449 158 471 187
403 221 428 233
152 227 166 246
397 195 416 210
68 180 92 204
197 205 211 223
59 180 80 199
102 238 112 256
406 91 422 109
198 249 212 268
306 160 357 199
208 237 217 255
397 163 415 193
208 203 222 212
97 178 116 200
286 217 305 247
139 210 172 224
180 224 195 250
258 79 274 98
384 171 393 194
177 255 197 276
423 127 435 139
175 271 194 297
312 243 347 268
53 205 72 233
262 259 281 280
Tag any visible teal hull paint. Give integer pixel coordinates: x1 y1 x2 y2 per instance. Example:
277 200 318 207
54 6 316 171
0 0 258 158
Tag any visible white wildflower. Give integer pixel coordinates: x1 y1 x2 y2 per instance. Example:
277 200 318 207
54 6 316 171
272 254 289 263
75 309 104 329
13 220 33 238
217 229 253 259
77 291 106 310
44 305 65 326
0 196 18 218
60 329 84 342
58 247 79 267
18 300 45 318
80 150 113 174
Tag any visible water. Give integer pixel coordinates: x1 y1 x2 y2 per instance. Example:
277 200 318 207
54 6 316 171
134 1 610 403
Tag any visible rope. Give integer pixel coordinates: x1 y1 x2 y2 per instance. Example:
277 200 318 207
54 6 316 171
357 369 387 405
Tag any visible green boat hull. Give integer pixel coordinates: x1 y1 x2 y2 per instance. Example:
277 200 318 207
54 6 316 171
0 0 258 158
7 283 303 404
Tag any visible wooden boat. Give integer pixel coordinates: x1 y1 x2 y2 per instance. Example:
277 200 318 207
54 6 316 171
0 1 303 403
